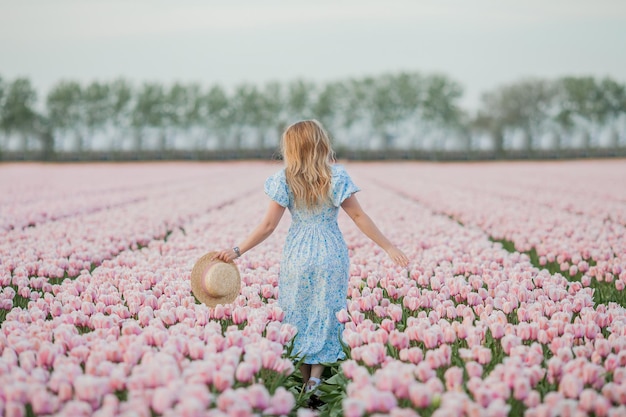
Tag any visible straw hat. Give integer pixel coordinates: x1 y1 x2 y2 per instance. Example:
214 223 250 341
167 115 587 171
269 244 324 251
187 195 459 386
190 251 241 307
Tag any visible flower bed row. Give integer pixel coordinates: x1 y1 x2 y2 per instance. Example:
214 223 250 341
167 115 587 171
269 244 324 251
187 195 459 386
0 162 274 232
350 162 626 306
0 164 280 324
1 169 303 416
327 177 626 416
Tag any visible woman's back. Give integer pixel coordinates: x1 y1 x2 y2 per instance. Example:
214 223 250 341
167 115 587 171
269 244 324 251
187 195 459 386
265 164 359 224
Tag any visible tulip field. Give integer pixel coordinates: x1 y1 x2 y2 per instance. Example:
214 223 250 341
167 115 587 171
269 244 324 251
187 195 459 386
1 160 626 417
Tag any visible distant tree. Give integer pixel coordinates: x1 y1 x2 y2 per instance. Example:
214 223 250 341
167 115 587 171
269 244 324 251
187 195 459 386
597 77 626 147
109 78 133 150
478 78 555 153
393 72 422 128
0 75 6 152
46 80 83 153
164 82 193 151
181 83 205 151
132 82 166 151
258 81 284 149
34 114 55 161
2 78 38 152
286 79 315 121
552 110 572 152
369 75 399 150
342 77 373 150
230 83 263 150
472 110 505 157
83 81 111 151
203 85 232 150
369 72 423 150
455 112 473 151
555 76 605 149
312 81 340 135
417 74 464 151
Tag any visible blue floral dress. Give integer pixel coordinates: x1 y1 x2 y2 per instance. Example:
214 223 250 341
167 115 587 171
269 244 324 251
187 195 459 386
264 164 360 364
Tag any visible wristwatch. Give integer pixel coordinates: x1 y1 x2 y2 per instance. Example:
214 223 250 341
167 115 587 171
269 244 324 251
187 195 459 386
233 246 241 258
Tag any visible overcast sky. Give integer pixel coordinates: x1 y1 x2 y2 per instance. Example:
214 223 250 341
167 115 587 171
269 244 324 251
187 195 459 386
1 0 626 109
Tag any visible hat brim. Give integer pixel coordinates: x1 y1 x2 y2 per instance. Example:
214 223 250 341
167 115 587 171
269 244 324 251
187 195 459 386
190 251 241 308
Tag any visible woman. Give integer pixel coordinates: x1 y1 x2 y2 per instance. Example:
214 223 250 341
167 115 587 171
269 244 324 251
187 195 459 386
217 120 408 394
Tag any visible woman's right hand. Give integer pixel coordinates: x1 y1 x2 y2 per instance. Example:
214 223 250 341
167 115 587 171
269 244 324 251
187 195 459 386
215 248 238 263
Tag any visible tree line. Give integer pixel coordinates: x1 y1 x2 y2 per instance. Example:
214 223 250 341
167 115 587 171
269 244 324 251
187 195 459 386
0 72 625 160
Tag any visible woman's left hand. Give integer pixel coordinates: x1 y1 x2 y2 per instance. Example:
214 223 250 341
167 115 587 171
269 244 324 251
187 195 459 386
216 249 239 262
386 246 409 268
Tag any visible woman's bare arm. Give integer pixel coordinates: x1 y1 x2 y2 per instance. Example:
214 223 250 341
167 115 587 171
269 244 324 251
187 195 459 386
216 200 286 262
341 194 409 267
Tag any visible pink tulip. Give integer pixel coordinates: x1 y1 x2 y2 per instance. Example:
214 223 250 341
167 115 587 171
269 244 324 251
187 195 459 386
465 361 483 378
366 328 389 345
443 325 457 343
152 386 176 414
360 343 387 367
261 350 279 370
216 389 239 411
336 309 350 323
415 362 434 382
267 304 284 321
74 375 109 408
267 387 294 415
245 384 270 410
523 390 541 408
30 389 60 415
276 323 295 343
408 382 431 408
264 323 281 343
559 374 583 399
444 366 463 391
513 376 531 401
387 304 403 322
235 362 256 383
3 401 25 417
341 360 360 379
343 398 366 417
380 318 396 332
486 399 511 417
578 388 597 412
213 366 235 392
595 339 611 357
222 402 253 417
475 347 492 365
389 330 409 350
595 396 611 417
501 334 521 355
366 389 397 413
344 333 363 351
423 330 440 349
351 366 372 388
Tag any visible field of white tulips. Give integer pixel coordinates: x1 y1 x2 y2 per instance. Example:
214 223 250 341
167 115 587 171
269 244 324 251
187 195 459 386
1 160 625 417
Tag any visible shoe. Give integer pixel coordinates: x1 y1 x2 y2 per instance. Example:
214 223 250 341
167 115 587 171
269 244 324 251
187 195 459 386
305 377 322 395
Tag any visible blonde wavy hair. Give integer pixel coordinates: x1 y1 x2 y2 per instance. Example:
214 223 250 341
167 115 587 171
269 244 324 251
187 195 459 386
281 120 335 209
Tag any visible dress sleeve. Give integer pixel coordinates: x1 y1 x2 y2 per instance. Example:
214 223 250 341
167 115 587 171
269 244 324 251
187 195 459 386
331 166 360 207
264 170 290 207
